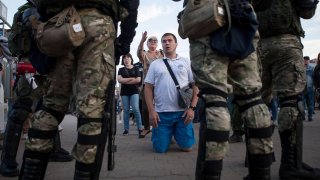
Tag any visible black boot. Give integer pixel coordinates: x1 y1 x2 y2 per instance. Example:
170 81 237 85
243 153 272 180
279 130 320 180
244 167 270 180
49 132 73 162
19 150 50 180
195 120 222 180
0 98 32 177
0 114 24 177
74 161 94 180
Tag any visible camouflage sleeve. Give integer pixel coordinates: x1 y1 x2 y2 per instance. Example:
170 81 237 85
251 0 274 12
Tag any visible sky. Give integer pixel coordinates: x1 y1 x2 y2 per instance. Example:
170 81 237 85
1 0 320 62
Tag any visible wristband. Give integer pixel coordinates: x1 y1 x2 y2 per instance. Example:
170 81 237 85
189 105 196 111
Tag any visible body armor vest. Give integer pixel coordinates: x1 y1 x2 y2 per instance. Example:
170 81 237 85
256 0 305 38
33 0 124 21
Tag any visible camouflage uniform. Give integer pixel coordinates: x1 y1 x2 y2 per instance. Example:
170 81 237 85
0 60 47 177
192 31 274 179
19 0 138 179
0 2 74 176
255 0 320 179
21 8 115 177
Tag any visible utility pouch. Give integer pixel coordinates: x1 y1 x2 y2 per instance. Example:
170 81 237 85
178 0 227 39
36 5 85 57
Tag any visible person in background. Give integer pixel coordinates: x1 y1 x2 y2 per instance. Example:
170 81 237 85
117 53 144 136
269 96 279 124
133 60 144 136
144 33 199 153
137 31 164 138
313 52 320 109
304 56 315 121
0 62 3 150
0 31 73 178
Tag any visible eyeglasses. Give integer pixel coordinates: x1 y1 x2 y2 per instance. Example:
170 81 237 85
148 39 158 43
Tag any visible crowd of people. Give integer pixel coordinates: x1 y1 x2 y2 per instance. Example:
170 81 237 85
0 0 319 180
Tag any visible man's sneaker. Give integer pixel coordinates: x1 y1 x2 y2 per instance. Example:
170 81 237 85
123 130 129 136
49 148 73 162
229 133 243 143
0 163 19 177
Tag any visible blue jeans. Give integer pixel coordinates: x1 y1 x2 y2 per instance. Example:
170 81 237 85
152 111 195 153
122 94 143 131
304 87 315 118
269 97 278 122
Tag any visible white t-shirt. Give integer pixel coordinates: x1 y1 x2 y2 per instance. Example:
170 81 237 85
144 55 194 112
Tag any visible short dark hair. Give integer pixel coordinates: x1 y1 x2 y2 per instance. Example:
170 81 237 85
304 56 310 60
121 53 134 65
161 33 177 43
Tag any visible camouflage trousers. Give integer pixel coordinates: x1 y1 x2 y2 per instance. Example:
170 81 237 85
258 34 305 139
190 36 273 160
25 8 116 164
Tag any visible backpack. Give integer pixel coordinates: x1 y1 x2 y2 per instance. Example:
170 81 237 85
210 0 258 60
8 3 55 75
8 3 36 56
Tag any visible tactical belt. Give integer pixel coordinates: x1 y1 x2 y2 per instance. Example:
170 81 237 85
279 95 299 108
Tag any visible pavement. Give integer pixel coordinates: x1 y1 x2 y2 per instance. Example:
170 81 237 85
1 110 320 180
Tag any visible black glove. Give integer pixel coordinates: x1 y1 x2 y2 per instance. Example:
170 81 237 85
118 0 138 44
114 38 130 65
115 0 139 65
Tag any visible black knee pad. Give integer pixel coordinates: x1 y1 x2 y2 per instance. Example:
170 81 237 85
279 94 304 119
234 91 265 113
76 117 106 179
9 98 33 124
246 126 274 168
199 87 229 108
39 105 65 124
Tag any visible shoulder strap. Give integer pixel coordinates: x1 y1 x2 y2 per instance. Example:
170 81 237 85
163 58 180 89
